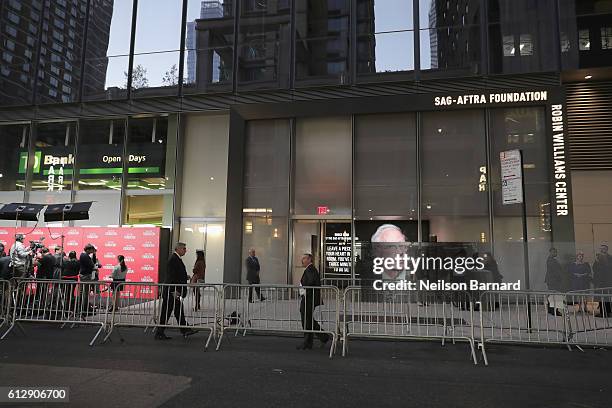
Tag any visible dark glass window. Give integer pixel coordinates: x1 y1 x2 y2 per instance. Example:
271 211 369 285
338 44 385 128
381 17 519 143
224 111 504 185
354 113 417 218
0 124 28 226
124 116 177 226
184 0 234 94
29 122 76 205
237 0 291 89
295 0 350 84
132 0 183 98
83 0 132 101
419 0 481 75
75 119 125 226
421 110 488 245
242 119 291 284
36 0 86 104
559 0 612 69
356 0 414 77
488 0 558 74
489 107 552 289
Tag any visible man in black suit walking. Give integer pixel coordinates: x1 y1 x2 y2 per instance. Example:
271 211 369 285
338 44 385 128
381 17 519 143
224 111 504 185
297 253 330 350
246 248 265 302
155 242 196 340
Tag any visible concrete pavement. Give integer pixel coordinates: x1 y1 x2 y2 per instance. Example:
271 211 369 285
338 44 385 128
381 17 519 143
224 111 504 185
0 324 610 408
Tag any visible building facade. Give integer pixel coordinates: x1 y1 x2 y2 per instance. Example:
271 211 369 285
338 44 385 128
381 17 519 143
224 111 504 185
1 0 612 288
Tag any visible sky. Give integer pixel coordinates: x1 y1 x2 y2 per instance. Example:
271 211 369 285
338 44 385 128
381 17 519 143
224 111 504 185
103 0 436 88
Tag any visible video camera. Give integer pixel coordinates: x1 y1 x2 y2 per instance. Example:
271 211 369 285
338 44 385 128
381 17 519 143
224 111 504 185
29 239 45 251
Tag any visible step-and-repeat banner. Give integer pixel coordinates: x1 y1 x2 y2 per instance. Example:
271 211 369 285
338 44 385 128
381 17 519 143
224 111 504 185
0 226 160 299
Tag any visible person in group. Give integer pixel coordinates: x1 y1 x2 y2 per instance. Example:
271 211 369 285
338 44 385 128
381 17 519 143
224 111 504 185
154 242 196 340
593 244 612 288
109 255 128 312
191 250 206 311
246 248 265 303
0 252 10 280
79 244 96 281
61 251 80 311
568 251 592 291
62 251 80 280
482 252 503 283
0 252 10 306
545 247 565 316
36 247 56 280
78 244 96 314
9 234 32 278
0 243 6 258
545 248 564 291
53 247 65 280
297 253 330 350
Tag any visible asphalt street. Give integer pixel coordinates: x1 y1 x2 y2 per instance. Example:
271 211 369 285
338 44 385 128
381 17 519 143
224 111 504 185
0 324 610 408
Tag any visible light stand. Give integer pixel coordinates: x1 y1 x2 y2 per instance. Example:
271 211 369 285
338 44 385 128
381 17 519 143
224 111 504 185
44 202 93 278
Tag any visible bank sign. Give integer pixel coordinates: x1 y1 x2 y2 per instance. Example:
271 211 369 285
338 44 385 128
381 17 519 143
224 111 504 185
18 144 165 190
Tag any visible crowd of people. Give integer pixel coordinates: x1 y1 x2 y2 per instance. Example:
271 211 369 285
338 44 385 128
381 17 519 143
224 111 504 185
0 234 129 313
545 244 612 292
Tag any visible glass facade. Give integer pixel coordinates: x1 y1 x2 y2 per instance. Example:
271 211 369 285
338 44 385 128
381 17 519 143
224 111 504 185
3 0 602 108
238 107 561 289
0 115 176 228
242 119 291 284
0 123 29 226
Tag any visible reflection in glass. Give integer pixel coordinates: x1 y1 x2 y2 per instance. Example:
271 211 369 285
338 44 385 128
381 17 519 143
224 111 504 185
0 0 38 106
237 0 291 88
356 0 414 75
488 0 556 74
184 0 234 93
358 32 414 74
35 0 87 104
295 0 350 83
84 0 133 100
31 122 77 193
132 0 182 97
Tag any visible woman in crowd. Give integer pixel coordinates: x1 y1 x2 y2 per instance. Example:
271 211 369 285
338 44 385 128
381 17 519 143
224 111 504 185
109 255 128 312
191 250 206 311
568 251 592 292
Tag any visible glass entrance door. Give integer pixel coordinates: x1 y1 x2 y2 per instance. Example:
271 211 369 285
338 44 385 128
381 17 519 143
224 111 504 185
291 220 352 286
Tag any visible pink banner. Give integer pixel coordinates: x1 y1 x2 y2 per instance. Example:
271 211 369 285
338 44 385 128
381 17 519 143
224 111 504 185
0 226 160 299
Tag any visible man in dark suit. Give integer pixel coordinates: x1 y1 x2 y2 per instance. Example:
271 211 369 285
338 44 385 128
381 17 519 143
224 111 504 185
246 248 265 302
155 242 196 340
297 253 330 350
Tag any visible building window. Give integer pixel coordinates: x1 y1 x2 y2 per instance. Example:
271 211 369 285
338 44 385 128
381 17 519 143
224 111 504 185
357 0 415 76
519 34 533 55
579 29 590 50
602 27 612 50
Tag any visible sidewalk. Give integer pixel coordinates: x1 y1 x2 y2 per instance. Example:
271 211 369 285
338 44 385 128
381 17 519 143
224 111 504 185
0 325 611 408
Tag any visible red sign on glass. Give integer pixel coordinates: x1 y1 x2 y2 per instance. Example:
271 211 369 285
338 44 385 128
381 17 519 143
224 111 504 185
317 206 329 215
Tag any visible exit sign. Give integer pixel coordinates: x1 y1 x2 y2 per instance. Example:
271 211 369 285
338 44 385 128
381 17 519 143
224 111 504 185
317 206 329 215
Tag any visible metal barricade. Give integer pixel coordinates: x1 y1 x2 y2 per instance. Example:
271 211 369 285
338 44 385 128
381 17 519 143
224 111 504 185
0 279 10 334
103 282 220 349
478 291 571 366
218 284 339 358
564 290 612 349
0 278 111 346
342 287 478 364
